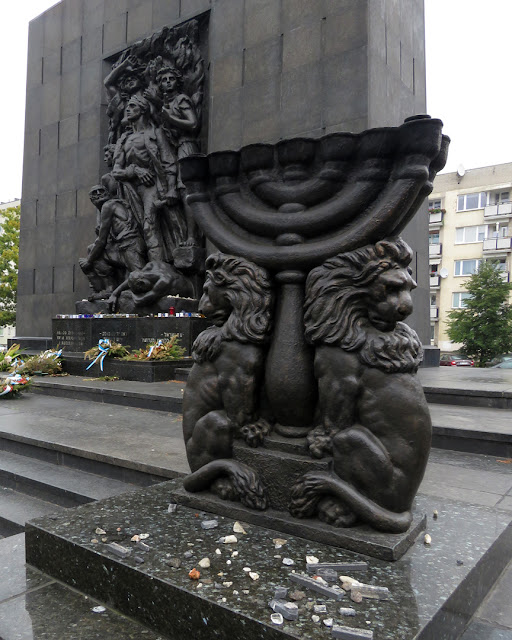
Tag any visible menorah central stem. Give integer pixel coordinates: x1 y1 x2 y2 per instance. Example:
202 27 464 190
265 270 317 436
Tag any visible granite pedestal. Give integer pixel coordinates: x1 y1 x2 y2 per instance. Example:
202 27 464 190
62 354 192 383
25 480 512 640
53 316 210 355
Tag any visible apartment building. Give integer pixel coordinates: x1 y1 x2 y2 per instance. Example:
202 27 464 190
0 199 20 349
428 164 512 352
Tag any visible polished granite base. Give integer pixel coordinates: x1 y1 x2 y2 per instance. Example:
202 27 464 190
25 480 512 640
170 483 427 562
0 534 164 640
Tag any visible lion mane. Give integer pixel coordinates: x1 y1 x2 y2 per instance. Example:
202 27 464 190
193 253 274 364
304 237 423 373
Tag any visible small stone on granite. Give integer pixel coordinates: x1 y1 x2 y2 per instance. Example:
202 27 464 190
134 555 145 564
271 613 284 625
198 558 210 568
314 604 327 614
339 607 356 616
282 558 295 566
166 557 181 568
219 535 237 544
289 590 306 601
332 625 373 639
274 587 288 599
92 606 106 613
105 542 131 559
201 520 218 530
233 522 246 534
136 541 150 552
184 550 193 559
167 503 178 513
312 615 320 623
323 617 333 627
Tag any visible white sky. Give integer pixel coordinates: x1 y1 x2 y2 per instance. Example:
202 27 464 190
0 0 511 202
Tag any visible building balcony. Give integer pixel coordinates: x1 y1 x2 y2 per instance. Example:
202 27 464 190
430 306 439 320
429 210 444 228
429 243 442 257
499 271 510 282
482 237 512 253
484 202 512 220
429 275 440 288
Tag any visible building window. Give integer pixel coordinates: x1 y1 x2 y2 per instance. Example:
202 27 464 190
494 191 510 205
454 259 481 276
430 293 437 306
452 292 471 308
430 324 435 343
455 225 488 243
429 264 439 277
457 192 487 211
429 199 442 209
429 232 440 245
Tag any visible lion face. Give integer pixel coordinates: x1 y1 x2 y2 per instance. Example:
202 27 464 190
199 275 232 327
366 267 416 332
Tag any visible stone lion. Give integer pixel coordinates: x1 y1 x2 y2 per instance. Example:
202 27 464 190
182 253 274 510
289 237 431 532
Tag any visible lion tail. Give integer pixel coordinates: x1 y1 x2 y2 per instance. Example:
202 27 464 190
183 459 268 511
289 471 413 533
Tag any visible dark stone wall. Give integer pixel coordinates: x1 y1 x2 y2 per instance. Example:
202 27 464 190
18 0 429 341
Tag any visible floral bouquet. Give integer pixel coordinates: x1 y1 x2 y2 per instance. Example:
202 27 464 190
84 340 130 371
14 348 63 376
0 373 32 398
126 335 186 361
0 344 24 372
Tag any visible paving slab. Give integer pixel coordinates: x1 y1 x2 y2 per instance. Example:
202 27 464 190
0 393 189 477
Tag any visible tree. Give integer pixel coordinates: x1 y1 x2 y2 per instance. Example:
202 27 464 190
0 205 20 328
447 260 512 367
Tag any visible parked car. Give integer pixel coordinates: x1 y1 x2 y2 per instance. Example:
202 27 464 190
439 354 474 367
485 354 512 368
491 360 512 369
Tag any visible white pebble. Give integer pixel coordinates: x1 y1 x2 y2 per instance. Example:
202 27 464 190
424 534 432 545
271 613 284 625
243 567 251 572
282 558 295 566
249 572 259 581
92 606 106 613
215 549 222 555
220 535 238 544
198 558 210 568
233 522 247 534
323 618 333 627
306 555 319 564
95 528 106 535
311 615 320 623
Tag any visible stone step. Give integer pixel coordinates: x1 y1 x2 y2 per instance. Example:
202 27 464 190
0 449 138 508
0 487 63 537
0 434 171 487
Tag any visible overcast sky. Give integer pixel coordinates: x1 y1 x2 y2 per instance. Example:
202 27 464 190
1 1 511 203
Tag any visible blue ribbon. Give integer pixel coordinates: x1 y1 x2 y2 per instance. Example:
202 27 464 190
86 339 111 371
147 340 163 359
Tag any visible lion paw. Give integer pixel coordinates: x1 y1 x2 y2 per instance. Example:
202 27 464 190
307 426 333 459
240 418 271 448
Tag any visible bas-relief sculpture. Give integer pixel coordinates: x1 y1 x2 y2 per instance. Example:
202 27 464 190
181 116 450 534
80 20 206 311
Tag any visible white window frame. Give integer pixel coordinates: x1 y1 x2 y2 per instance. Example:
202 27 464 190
429 199 442 209
454 259 482 277
455 225 488 244
457 192 487 211
452 292 471 308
